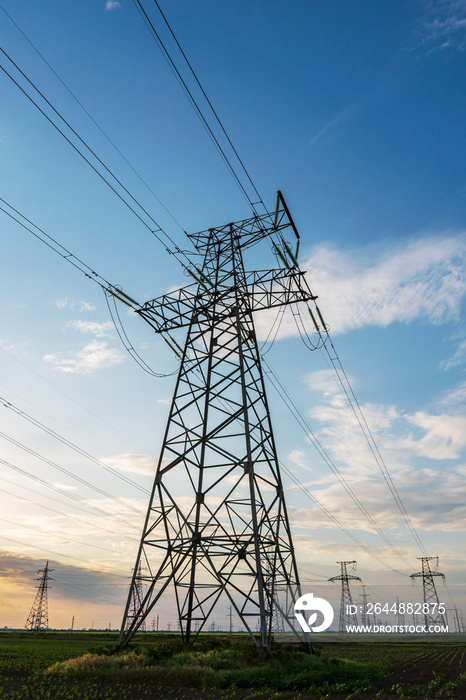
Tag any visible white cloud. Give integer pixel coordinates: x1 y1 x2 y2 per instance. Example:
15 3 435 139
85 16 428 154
80 302 96 312
105 0 121 10
255 235 466 341
54 299 96 312
399 412 466 460
439 381 466 408
288 450 310 469
55 298 74 310
43 340 124 374
101 453 157 477
441 339 466 370
66 320 114 337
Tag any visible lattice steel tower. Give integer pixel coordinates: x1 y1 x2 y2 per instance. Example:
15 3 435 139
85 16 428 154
329 560 361 633
410 556 447 629
117 194 313 652
126 563 146 632
25 561 53 631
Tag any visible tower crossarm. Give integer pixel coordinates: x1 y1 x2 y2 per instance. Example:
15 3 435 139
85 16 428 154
138 268 314 334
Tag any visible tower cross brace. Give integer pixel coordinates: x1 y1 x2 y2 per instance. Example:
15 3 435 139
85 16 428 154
117 196 313 652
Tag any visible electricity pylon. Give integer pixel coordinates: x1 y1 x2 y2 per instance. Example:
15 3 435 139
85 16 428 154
117 194 314 652
329 560 361 633
25 561 53 631
126 563 146 632
359 585 370 626
410 556 447 629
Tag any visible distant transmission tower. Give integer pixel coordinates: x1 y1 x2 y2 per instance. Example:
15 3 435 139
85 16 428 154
359 585 370 626
126 563 146 632
117 194 314 653
25 561 53 631
410 556 447 629
329 560 361 633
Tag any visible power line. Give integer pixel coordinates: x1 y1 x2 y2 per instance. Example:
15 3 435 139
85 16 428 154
0 457 142 532
0 3 187 235
132 0 264 214
263 358 412 569
0 48 194 269
149 0 266 212
0 483 140 543
0 429 145 515
0 395 151 495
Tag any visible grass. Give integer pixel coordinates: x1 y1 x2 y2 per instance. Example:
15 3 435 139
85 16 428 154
45 637 390 694
0 631 465 698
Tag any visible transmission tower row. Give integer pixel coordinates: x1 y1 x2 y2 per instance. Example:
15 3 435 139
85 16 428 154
329 557 449 633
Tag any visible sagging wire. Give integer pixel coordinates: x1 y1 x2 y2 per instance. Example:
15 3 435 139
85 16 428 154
105 291 178 378
258 306 287 356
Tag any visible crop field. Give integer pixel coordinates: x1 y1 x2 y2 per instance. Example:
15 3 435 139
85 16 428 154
0 631 465 699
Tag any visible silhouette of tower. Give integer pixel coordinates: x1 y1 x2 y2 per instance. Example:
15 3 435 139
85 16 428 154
25 561 54 631
329 560 361 632
126 563 146 632
410 556 447 629
359 585 370 626
117 195 314 652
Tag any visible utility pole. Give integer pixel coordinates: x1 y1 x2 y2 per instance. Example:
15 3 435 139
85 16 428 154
117 195 314 653
71 615 74 631
25 561 54 631
410 557 447 629
329 561 361 633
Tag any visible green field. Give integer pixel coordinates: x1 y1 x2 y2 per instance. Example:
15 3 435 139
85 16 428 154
0 631 464 699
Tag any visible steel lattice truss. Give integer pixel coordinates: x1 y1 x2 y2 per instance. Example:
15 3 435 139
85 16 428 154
118 197 313 652
25 561 53 631
410 557 447 628
329 560 361 633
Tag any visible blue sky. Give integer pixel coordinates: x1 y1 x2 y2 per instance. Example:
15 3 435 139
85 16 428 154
0 0 465 631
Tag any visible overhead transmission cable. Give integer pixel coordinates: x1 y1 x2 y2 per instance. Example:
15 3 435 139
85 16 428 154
2 5 424 569
0 342 167 452
0 198 177 377
132 0 266 215
0 395 151 495
318 323 427 556
0 458 141 532
277 459 409 577
0 47 194 268
293 277 428 557
0 3 186 235
0 431 145 516
0 482 140 542
262 358 412 569
0 534 129 576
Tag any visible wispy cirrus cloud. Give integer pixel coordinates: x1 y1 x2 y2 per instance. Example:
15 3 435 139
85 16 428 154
416 1 466 53
309 105 357 147
43 339 124 374
105 0 121 10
